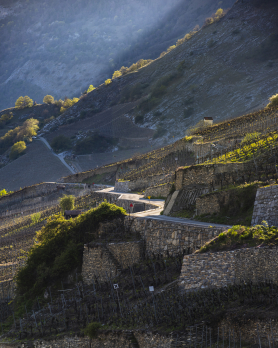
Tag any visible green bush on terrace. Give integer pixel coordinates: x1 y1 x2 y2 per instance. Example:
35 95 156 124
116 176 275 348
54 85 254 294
198 222 278 253
16 201 126 297
205 132 278 164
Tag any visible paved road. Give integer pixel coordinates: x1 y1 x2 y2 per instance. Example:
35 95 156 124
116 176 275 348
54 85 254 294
97 187 231 229
38 137 76 174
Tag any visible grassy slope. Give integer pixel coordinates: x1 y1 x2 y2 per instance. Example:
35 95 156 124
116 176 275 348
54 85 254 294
198 223 278 253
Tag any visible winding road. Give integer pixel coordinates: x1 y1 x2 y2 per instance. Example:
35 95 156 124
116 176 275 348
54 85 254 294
97 187 231 229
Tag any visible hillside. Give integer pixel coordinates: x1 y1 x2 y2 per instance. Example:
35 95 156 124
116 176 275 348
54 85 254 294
39 0 278 151
0 140 71 191
0 0 234 111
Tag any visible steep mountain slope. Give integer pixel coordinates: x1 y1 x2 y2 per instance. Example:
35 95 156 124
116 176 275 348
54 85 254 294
0 140 71 191
0 0 234 110
43 0 278 148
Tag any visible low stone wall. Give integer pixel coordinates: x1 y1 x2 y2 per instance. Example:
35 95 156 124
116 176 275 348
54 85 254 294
82 241 143 284
108 241 142 269
62 164 119 183
144 183 172 198
252 184 278 226
115 174 173 193
175 163 249 191
0 182 93 212
196 191 227 215
179 247 278 291
0 331 172 348
127 217 227 256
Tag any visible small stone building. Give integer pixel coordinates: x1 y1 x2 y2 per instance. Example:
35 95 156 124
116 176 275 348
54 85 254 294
204 117 213 125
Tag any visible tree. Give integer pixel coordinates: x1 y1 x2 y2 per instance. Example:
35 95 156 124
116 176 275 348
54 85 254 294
112 70 122 79
167 45 176 52
10 141 26 160
43 95 55 104
16 118 39 142
15 96 33 109
59 195 75 211
268 93 278 107
83 322 102 348
60 97 79 113
105 79 112 85
215 8 224 18
87 85 95 93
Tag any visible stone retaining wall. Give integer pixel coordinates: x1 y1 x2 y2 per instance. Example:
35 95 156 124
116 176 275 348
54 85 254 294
127 217 227 256
179 247 278 291
0 331 172 348
0 182 97 212
144 183 172 198
196 191 228 215
82 241 143 284
62 164 119 183
175 163 248 191
252 184 278 226
115 174 172 193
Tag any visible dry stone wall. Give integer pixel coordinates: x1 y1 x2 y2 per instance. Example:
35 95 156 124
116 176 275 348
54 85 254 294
252 184 278 226
82 241 143 284
179 247 278 291
127 217 227 256
115 173 173 193
0 331 173 348
175 163 248 191
62 164 119 183
0 182 94 212
144 183 172 198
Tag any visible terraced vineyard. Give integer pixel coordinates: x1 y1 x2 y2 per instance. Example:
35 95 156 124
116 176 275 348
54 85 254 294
118 137 195 181
193 107 278 142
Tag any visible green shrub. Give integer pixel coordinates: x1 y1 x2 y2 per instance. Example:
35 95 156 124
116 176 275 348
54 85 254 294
60 98 79 113
15 96 33 109
51 135 72 152
242 132 260 144
0 189 12 197
112 70 122 79
268 93 278 107
59 195 75 211
9 141 26 160
16 202 126 297
105 79 112 85
198 221 278 253
84 322 102 343
43 95 54 104
31 212 41 224
87 85 95 93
